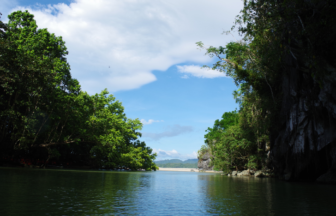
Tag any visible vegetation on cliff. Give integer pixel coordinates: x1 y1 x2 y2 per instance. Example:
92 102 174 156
0 11 158 171
197 0 336 181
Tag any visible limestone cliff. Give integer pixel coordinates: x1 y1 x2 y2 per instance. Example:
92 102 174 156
261 0 336 183
271 45 336 182
197 152 213 170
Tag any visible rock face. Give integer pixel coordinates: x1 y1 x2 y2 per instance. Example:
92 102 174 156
254 171 263 177
197 152 213 170
316 170 336 183
228 169 274 177
270 42 336 182
237 170 250 176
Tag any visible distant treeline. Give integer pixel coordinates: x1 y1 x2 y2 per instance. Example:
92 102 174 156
155 159 198 168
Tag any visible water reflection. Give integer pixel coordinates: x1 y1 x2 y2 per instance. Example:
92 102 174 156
199 174 336 216
198 175 275 215
0 168 144 215
0 168 336 215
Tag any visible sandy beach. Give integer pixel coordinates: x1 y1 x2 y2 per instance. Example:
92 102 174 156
158 168 223 173
158 168 198 172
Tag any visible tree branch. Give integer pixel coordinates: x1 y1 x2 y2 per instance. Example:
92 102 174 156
38 140 77 147
37 140 96 147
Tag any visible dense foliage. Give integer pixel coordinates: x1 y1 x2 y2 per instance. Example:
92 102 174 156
0 11 157 170
199 109 265 171
198 0 335 173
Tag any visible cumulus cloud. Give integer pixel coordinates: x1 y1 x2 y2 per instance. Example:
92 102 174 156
153 149 197 161
142 124 193 140
177 65 228 78
6 0 243 94
140 119 163 125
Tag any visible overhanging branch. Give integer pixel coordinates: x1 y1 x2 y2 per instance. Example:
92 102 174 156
39 140 77 147
36 140 96 148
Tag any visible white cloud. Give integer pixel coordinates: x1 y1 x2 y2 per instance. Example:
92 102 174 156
153 149 197 161
181 74 189 79
6 0 243 94
142 124 193 140
177 65 228 78
140 119 163 125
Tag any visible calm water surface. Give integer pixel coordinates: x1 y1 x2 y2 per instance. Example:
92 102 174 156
0 167 335 215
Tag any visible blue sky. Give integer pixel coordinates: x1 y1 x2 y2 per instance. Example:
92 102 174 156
1 0 243 160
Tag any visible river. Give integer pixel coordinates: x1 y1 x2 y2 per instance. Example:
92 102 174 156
0 167 335 215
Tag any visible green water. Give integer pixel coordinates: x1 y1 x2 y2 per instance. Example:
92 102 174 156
0 167 335 215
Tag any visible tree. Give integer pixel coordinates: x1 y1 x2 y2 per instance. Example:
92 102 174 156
0 10 80 151
204 110 239 149
0 10 157 170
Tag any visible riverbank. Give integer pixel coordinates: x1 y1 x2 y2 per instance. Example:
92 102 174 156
158 167 223 173
0 164 150 171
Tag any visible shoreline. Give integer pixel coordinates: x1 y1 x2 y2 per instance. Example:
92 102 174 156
0 165 223 173
158 167 223 173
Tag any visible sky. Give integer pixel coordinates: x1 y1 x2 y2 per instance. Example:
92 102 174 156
1 0 244 161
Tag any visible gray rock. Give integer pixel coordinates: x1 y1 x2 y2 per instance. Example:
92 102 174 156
316 170 336 183
238 170 250 176
232 171 237 176
254 170 263 177
197 152 213 170
284 172 291 181
201 152 211 160
270 55 336 181
197 159 213 170
227 174 231 176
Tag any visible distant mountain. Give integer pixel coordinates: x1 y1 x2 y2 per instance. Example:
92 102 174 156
154 159 198 168
183 159 198 164
155 159 183 164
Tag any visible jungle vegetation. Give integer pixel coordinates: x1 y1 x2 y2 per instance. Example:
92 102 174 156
0 11 158 171
197 0 335 172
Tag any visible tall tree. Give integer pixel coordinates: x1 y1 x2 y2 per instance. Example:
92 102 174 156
0 10 158 171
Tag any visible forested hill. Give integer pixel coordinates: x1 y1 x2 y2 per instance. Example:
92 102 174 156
155 159 198 168
197 0 336 182
0 11 158 171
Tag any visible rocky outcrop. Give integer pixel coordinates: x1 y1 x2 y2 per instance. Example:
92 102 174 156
197 152 213 170
227 169 274 177
254 170 263 177
316 170 336 183
270 39 336 182
237 170 250 176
